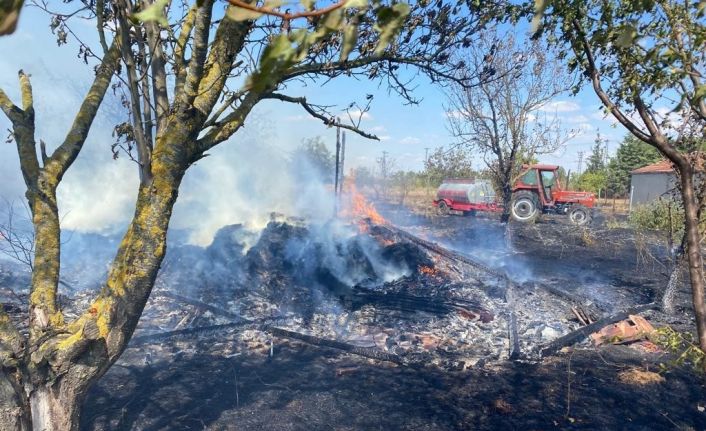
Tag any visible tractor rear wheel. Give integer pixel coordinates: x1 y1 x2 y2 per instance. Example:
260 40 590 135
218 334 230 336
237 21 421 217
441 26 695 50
510 191 539 223
569 205 592 226
438 201 450 215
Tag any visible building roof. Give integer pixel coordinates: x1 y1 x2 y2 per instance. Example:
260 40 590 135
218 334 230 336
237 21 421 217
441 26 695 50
530 164 560 170
631 160 674 175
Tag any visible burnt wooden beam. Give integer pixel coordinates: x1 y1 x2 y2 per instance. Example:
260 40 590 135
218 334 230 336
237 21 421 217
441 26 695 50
539 302 658 357
157 291 241 320
158 291 404 365
130 321 260 346
379 224 513 282
266 326 403 365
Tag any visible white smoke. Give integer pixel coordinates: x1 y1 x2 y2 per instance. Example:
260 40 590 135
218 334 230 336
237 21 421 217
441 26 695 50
171 114 336 245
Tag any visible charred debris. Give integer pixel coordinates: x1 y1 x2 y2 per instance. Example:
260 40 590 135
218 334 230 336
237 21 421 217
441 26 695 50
0 213 656 371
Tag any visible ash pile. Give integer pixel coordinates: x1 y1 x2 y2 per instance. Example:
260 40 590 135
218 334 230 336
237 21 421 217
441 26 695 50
132 215 585 369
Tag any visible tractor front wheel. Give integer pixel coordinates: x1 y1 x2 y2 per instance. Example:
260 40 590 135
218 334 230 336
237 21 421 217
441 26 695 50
510 191 539 223
569 205 592 226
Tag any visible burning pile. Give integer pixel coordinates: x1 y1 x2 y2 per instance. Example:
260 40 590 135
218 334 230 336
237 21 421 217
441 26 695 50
126 199 585 370
339 181 386 228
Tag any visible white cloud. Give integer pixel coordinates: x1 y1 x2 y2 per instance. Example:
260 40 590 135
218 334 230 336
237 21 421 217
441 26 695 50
284 114 318 122
538 100 581 113
564 114 589 123
345 109 372 121
443 110 469 119
399 136 422 145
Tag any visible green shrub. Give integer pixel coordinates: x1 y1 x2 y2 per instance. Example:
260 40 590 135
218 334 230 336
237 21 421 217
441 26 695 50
629 199 684 235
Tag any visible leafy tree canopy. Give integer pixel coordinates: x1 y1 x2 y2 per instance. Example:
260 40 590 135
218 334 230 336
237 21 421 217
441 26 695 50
423 146 476 186
607 134 662 196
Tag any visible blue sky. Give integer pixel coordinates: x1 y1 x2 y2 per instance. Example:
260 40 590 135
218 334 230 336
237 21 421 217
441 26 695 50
1 7 629 169
0 6 631 239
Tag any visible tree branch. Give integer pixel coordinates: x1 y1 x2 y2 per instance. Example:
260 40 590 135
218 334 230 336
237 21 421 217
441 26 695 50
264 92 380 140
572 19 655 145
195 90 263 152
0 309 24 369
226 0 346 20
179 0 214 106
142 3 169 133
174 4 197 98
43 40 120 183
0 71 41 191
193 10 252 117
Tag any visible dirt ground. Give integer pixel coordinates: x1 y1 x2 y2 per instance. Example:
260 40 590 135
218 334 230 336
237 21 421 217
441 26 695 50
82 202 706 430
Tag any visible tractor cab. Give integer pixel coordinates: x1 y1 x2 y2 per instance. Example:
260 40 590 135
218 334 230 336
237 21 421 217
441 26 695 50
511 164 596 225
514 164 563 207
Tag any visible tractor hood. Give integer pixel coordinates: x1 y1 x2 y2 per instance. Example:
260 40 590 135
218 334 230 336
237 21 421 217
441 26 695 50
555 190 596 207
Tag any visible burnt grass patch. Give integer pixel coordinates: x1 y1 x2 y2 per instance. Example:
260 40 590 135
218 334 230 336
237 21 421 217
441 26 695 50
80 206 706 430
83 341 705 430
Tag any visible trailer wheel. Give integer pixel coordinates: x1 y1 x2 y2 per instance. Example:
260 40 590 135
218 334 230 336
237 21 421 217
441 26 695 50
569 205 592 226
510 191 539 223
463 209 477 217
438 201 450 215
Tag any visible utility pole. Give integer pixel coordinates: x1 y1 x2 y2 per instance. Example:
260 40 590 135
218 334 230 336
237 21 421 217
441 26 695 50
577 151 584 175
424 147 430 197
334 120 341 216
378 151 388 199
339 131 346 192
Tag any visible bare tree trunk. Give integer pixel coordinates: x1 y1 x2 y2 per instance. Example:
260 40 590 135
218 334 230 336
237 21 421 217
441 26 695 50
663 252 684 314
0 371 28 430
29 384 83 431
680 170 706 355
0 366 95 431
500 182 512 223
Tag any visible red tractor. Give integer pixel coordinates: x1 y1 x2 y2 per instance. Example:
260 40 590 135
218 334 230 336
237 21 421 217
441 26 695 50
510 164 595 225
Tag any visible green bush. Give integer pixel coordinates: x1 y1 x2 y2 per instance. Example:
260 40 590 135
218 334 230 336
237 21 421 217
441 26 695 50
629 199 684 235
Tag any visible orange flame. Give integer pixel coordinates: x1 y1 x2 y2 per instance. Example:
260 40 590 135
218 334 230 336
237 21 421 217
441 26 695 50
419 265 438 276
340 178 386 226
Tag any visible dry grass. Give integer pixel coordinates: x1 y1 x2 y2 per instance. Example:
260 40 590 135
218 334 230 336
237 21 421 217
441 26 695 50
398 187 438 216
617 368 665 385
596 198 630 215
388 185 632 217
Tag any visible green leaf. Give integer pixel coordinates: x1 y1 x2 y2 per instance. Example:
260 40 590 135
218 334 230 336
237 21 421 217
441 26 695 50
299 0 314 10
530 0 550 33
340 23 358 61
131 0 170 26
226 5 264 21
615 24 637 48
373 3 410 55
344 0 368 9
695 85 706 101
698 1 706 17
264 0 286 9
322 8 344 30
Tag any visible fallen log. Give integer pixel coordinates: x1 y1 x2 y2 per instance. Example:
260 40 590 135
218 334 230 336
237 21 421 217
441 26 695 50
130 321 259 346
348 286 493 321
265 326 404 365
534 283 589 306
377 224 512 282
508 311 520 360
157 291 241 320
539 302 658 357
156 293 404 364
505 281 521 360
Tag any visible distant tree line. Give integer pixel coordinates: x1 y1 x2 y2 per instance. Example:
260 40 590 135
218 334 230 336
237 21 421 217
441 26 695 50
571 133 662 198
